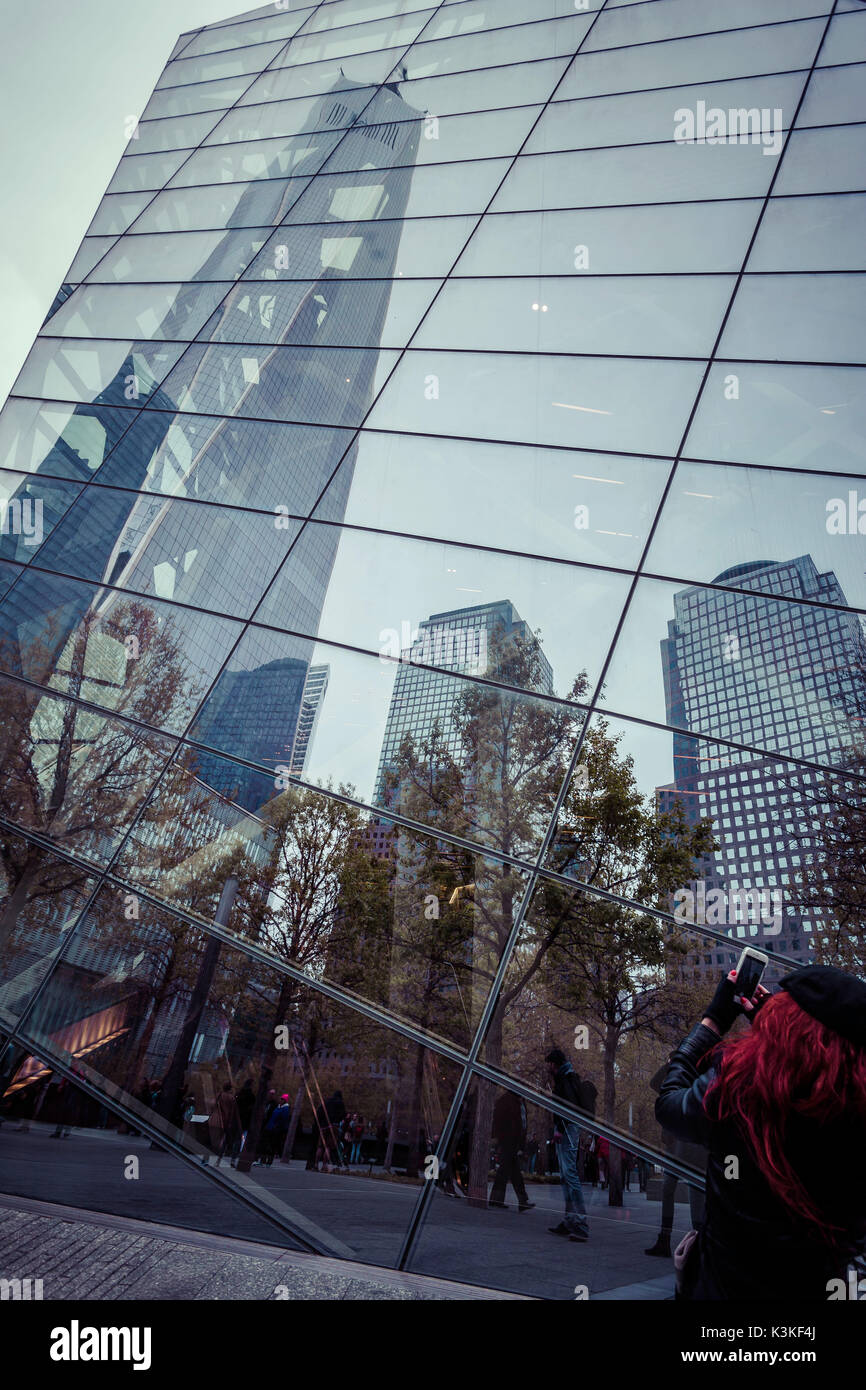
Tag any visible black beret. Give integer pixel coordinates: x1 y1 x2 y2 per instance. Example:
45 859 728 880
779 965 866 1048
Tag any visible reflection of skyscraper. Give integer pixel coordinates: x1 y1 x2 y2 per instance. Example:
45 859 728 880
290 663 329 776
374 599 554 807
659 556 866 970
1 77 424 812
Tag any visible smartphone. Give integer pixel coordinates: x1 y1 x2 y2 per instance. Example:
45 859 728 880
734 947 768 1001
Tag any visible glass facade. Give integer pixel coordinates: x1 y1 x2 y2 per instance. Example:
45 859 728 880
1 0 864 1301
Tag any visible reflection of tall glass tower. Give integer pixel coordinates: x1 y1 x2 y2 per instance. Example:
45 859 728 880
659 556 866 967
0 77 423 812
374 600 554 807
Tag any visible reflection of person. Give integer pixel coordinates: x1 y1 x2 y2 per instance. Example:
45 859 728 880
656 966 866 1300
645 1064 706 1259
209 1082 241 1165
488 1091 535 1212
545 1049 589 1242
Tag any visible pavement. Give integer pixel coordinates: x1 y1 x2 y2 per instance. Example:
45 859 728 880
0 1122 683 1300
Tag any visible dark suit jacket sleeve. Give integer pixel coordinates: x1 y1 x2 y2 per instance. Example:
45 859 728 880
654 1023 720 1148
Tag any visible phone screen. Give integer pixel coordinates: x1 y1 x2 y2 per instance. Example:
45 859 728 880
735 952 766 1000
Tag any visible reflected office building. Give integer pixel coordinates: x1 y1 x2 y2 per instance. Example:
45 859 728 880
1 0 866 1301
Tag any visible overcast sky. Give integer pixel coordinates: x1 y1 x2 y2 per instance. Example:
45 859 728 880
0 0 253 406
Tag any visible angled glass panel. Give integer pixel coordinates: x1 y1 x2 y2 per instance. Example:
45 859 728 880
774 124 866 195
0 470 82 564
156 41 288 91
11 339 185 408
141 76 253 121
558 19 826 100
87 192 153 237
134 179 312 234
32 487 302 622
317 430 668 570
66 238 117 284
601 574 866 773
204 93 353 145
818 9 866 65
532 73 805 154
367 350 706 455
132 110 224 155
437 0 592 29
491 143 779 214
0 834 98 1038
398 14 593 81
106 149 191 195
0 566 243 736
167 136 342 188
414 275 734 357
239 46 407 104
95 411 353 513
18 886 464 1266
454 203 761 277
584 0 831 50
279 158 510 224
646 459 866 614
277 9 435 65
255 521 631 701
685 362 866 474
152 342 399 427
323 104 542 173
385 55 569 118
309 0 431 29
43 281 232 343
0 395 130 490
242 215 476 279
116 760 529 1051
749 194 866 271
83 229 273 285
189 627 586 859
720 273 866 365
796 62 866 127
0 673 176 866
181 7 316 57
201 276 439 349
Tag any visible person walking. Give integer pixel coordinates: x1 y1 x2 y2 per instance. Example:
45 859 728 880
208 1082 241 1166
656 965 866 1300
488 1089 535 1213
545 1049 590 1242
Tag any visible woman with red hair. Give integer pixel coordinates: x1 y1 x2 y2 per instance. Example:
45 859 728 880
656 964 866 1300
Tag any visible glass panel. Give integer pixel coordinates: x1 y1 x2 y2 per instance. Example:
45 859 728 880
167 136 342 188
367 350 706 455
106 150 191 195
749 194 866 271
491 143 779 214
135 180 312 234
239 46 407 105
32 487 302 622
153 342 400 427
131 110 224 155
0 469 82 564
83 229 273 285
11 339 186 408
455 203 761 276
414 275 734 357
201 277 439 349
797 62 866 127
774 125 866 195
317 429 669 570
436 0 590 31
531 73 805 154
557 19 826 100
584 0 831 50
646 459 866 614
406 1071 697 1299
87 192 152 237
255 520 631 700
242 215 477 279
277 158 511 224
18 885 464 1265
43 281 232 343
685 362 866 474
322 104 542 173
0 566 243 735
309 0 430 30
818 9 866 66
0 673 176 866
720 273 866 364
95 411 353 513
188 627 586 858
156 41 288 91
601 574 866 772
399 14 593 81
277 9 435 66
141 77 253 121
384 55 569 119
116 761 530 1049
205 93 352 145
66 238 117 284
182 7 316 57
0 831 98 1030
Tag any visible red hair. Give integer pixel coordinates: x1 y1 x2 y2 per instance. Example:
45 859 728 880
704 991 866 1243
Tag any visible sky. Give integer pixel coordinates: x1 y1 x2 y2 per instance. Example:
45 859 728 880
0 0 255 406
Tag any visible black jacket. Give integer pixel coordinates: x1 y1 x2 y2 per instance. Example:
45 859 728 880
656 1023 866 1301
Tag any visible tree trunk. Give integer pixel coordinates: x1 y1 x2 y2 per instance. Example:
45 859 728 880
280 1081 305 1163
467 1007 503 1206
237 974 293 1174
404 1042 426 1179
603 1021 624 1207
